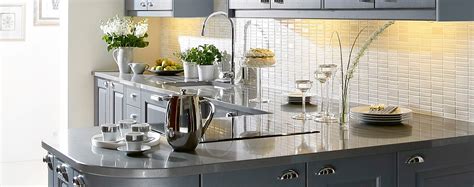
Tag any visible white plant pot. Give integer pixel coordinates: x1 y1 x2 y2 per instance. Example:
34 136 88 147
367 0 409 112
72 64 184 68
198 65 215 82
183 61 198 79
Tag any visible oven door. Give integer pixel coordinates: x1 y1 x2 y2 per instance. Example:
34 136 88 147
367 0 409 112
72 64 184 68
142 92 169 134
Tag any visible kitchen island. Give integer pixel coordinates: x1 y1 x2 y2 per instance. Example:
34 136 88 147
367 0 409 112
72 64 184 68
41 72 474 187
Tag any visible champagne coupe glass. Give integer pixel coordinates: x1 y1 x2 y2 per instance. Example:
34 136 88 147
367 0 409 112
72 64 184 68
292 80 313 120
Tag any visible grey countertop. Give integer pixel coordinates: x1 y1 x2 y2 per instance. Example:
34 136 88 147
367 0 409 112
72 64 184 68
41 72 474 178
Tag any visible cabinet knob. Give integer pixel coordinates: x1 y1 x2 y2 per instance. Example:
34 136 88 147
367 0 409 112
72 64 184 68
42 154 53 170
359 0 373 2
147 2 154 7
103 82 108 88
56 164 69 182
274 0 284 4
130 114 138 119
406 155 425 165
110 82 115 88
140 1 147 7
130 93 137 98
277 169 299 181
261 0 270 3
317 166 336 176
73 175 86 187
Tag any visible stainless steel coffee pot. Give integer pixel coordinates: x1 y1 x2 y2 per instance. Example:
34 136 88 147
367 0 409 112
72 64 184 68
165 89 215 152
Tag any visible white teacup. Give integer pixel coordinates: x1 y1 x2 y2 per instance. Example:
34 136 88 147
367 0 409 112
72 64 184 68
118 119 137 138
132 123 151 140
129 63 149 74
101 124 120 142
125 132 145 151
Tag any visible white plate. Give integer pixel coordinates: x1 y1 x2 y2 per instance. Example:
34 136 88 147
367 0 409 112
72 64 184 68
117 145 151 154
91 132 161 149
351 114 412 120
351 106 413 116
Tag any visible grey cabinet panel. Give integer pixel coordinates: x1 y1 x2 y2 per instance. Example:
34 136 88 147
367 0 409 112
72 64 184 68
375 0 435 9
126 87 141 108
229 0 271 9
202 163 306 187
398 142 474 187
271 0 321 9
126 105 141 123
111 89 124 124
79 173 199 187
308 153 396 187
97 86 109 125
147 0 173 10
325 0 375 9
126 0 148 10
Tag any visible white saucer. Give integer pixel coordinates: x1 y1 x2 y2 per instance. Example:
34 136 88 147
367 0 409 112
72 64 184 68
92 132 161 149
117 145 151 154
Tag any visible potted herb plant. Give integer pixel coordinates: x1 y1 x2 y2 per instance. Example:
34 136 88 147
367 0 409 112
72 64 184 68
100 15 149 73
175 48 199 79
195 44 223 82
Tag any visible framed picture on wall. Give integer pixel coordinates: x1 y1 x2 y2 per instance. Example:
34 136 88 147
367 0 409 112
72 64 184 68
0 4 25 41
34 0 60 25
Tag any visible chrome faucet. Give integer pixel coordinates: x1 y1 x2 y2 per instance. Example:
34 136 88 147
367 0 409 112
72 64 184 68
201 11 236 84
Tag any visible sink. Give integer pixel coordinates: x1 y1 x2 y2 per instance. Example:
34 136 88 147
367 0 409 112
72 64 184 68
164 81 234 90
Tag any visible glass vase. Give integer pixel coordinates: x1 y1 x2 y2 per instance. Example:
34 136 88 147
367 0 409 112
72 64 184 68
339 84 350 128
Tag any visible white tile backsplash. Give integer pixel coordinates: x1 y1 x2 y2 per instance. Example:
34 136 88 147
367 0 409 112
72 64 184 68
157 17 474 122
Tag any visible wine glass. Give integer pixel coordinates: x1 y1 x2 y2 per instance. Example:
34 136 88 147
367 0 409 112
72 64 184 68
319 64 338 121
313 69 333 122
292 80 313 120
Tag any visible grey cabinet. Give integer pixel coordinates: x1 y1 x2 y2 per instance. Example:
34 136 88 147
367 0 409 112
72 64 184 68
398 142 474 187
53 158 74 187
325 0 374 9
125 105 142 122
95 78 124 125
229 0 271 9
126 0 214 17
202 163 306 187
375 0 435 9
308 153 396 187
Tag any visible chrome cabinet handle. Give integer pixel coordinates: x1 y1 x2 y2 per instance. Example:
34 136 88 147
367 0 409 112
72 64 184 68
130 114 138 119
384 0 397 2
317 166 336 176
359 0 372 2
147 1 154 7
110 82 115 88
140 1 147 7
261 0 270 3
130 93 137 98
226 112 237 118
103 81 108 88
150 95 169 102
406 155 425 165
42 154 53 170
73 175 86 187
274 0 284 4
56 164 69 181
277 169 299 181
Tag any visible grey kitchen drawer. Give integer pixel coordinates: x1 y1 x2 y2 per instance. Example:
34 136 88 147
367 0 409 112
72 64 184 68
125 105 141 123
202 163 306 187
126 87 141 108
308 153 397 187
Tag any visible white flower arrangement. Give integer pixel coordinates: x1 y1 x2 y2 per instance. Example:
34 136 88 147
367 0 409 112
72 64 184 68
100 15 149 51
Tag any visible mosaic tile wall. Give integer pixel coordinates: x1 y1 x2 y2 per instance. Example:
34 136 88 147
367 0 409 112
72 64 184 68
156 17 474 122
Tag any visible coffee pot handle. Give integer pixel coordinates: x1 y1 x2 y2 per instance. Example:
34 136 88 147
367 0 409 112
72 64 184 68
200 99 215 137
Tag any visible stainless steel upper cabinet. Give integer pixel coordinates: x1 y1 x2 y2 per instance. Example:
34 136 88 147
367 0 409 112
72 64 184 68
375 0 435 9
325 0 375 9
271 0 321 9
147 0 172 10
229 0 271 9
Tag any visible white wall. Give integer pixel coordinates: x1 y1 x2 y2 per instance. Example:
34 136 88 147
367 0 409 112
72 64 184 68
68 0 125 128
0 0 61 163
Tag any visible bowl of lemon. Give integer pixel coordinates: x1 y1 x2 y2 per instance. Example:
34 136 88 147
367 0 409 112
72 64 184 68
148 58 184 76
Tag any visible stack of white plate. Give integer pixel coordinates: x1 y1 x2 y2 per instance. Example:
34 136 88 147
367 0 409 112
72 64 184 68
350 106 413 124
287 92 314 104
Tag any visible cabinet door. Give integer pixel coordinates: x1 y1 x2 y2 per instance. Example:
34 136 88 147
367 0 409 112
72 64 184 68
110 82 125 124
125 105 141 123
398 142 474 187
325 0 375 9
202 163 306 187
271 0 321 9
97 79 109 125
147 0 173 10
125 0 148 10
308 153 396 187
229 0 271 9
375 0 435 9
142 92 168 133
